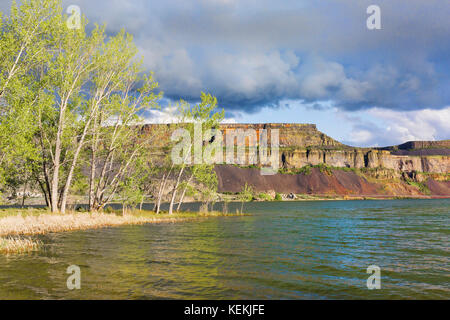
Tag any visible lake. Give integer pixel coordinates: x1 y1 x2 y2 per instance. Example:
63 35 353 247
0 199 449 299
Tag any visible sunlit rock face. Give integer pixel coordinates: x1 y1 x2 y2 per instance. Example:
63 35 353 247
141 123 449 174
281 148 449 174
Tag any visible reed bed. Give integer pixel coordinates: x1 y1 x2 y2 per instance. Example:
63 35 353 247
0 213 184 237
0 210 242 238
0 237 41 254
0 210 244 254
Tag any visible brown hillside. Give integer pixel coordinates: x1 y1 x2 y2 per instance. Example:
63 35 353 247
215 165 448 197
215 165 379 195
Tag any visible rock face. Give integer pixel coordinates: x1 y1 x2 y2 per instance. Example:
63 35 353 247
218 124 449 174
216 124 449 174
281 149 450 174
142 123 449 174
394 140 450 150
142 123 449 196
219 123 342 147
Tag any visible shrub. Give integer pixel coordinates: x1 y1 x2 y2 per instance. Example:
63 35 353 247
406 180 431 195
258 193 273 201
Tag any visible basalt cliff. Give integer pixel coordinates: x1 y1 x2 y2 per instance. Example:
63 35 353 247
145 123 450 199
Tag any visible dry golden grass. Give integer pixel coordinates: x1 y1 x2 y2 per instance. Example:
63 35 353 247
0 237 41 254
1 213 181 237
0 210 243 238
0 209 245 254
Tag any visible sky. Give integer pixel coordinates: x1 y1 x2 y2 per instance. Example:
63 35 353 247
2 0 450 147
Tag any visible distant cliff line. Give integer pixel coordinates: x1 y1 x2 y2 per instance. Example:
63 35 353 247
141 123 449 175
140 122 450 198
138 123 450 198
142 122 449 150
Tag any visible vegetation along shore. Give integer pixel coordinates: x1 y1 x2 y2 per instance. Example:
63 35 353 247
0 208 244 254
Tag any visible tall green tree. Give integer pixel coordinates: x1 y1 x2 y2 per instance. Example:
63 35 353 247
165 93 224 214
1 0 162 213
0 0 60 189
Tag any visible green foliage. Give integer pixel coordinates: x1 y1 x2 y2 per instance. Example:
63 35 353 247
70 170 89 196
315 164 333 175
275 193 283 201
0 0 62 187
164 92 225 214
237 183 253 214
406 180 431 195
118 176 144 214
279 164 360 176
257 193 273 201
239 183 254 202
0 0 162 212
191 164 219 212
297 166 312 175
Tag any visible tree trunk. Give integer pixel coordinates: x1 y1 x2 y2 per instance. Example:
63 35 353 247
88 148 97 211
60 118 92 214
154 174 166 213
155 177 167 215
37 179 50 208
155 164 174 214
51 99 67 213
89 113 99 212
177 173 194 212
51 139 62 213
168 166 185 215
21 180 28 208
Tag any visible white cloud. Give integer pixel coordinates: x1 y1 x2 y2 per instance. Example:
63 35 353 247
343 106 450 147
145 106 179 124
144 105 237 124
369 107 450 142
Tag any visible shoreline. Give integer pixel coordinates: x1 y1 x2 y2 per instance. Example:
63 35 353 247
1 196 449 254
274 195 450 201
4 194 449 208
0 209 244 255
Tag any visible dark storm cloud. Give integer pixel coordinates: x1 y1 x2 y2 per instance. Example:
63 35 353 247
10 0 450 112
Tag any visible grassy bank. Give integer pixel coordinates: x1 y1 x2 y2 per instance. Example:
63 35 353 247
0 208 243 254
0 237 42 255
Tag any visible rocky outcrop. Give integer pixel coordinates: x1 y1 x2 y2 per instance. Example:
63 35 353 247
392 140 450 150
281 149 450 174
142 123 449 196
142 123 449 174
219 123 342 147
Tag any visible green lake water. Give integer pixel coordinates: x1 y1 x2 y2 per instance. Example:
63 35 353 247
0 199 449 299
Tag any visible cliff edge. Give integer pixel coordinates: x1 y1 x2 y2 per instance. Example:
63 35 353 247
141 123 450 198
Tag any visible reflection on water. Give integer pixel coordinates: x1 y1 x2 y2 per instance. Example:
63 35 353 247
0 199 449 299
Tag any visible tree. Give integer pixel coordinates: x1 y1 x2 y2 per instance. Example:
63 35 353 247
86 72 161 212
238 183 253 213
193 164 219 213
40 21 105 213
0 0 60 100
0 0 162 213
0 0 60 191
165 93 224 215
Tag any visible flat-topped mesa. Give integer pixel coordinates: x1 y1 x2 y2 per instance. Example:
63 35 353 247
141 123 342 148
140 123 449 174
218 123 343 148
394 140 450 150
219 123 338 148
